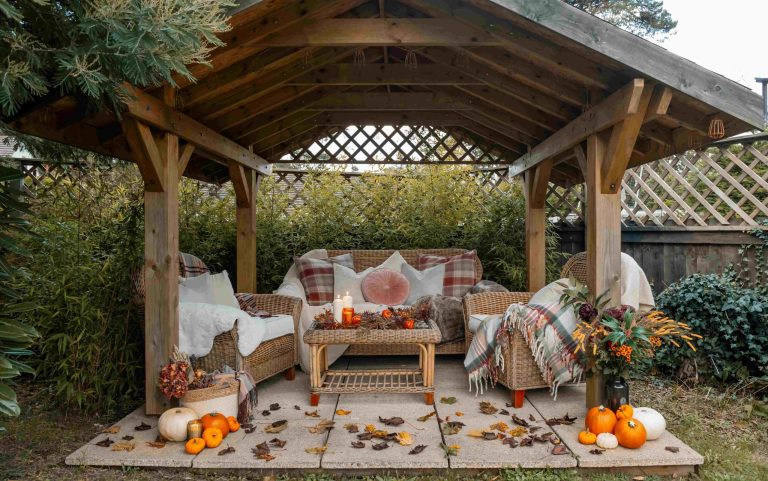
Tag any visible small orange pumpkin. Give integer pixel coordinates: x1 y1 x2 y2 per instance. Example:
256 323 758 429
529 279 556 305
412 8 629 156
578 429 597 445
226 416 240 433
403 319 415 329
202 427 223 448
352 314 362 326
616 404 634 420
381 309 393 319
185 437 205 454
586 405 617 435
201 412 230 438
614 418 647 449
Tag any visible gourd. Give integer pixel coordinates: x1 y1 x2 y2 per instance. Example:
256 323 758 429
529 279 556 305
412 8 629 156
578 430 597 445
586 405 617 435
595 432 619 449
615 404 634 420
633 407 666 440
158 407 199 442
614 418 647 449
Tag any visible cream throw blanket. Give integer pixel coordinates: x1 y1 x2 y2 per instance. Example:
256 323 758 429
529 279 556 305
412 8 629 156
179 303 266 358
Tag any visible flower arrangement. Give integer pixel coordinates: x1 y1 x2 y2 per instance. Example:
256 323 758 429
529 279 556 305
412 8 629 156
158 346 214 399
559 280 701 378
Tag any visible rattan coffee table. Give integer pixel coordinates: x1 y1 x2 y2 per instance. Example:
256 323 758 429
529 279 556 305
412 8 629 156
303 320 442 406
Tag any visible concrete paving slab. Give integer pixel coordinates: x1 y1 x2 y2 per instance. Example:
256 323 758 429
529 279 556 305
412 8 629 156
321 395 448 469
434 385 577 469
527 385 704 468
253 371 338 420
65 407 192 467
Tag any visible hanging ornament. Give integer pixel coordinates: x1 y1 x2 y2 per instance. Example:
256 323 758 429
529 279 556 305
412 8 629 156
708 117 725 139
353 47 366 66
687 132 702 151
404 49 418 70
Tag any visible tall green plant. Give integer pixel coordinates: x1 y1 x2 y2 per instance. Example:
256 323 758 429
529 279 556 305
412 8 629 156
0 164 39 426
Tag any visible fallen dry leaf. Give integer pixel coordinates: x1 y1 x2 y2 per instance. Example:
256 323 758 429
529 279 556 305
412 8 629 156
396 432 414 446
552 445 569 455
257 453 276 462
121 435 134 441
490 421 509 433
218 446 236 456
545 413 578 426
440 396 457 405
305 410 320 418
264 420 288 433
111 441 135 452
409 444 427 455
351 440 365 448
440 442 460 457
441 421 464 436
269 403 281 411
269 438 287 448
308 419 335 434
335 409 351 416
146 435 166 448
455 411 464 417
365 424 376 433
357 432 373 440
372 441 389 450
134 422 151 431
507 426 527 437
590 448 605 455
261 410 271 416
305 445 327 454
417 412 436 422
479 401 498 415
101 426 120 434
503 437 519 448
95 438 114 448
345 423 359 433
294 405 301 410
511 414 529 427
529 414 536 422
665 446 680 453
499 409 510 416
379 416 404 426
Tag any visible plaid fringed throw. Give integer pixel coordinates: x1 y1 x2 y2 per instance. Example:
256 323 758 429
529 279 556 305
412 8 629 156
464 302 583 399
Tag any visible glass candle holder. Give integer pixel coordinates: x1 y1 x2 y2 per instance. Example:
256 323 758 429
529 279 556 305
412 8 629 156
187 419 203 440
342 307 354 326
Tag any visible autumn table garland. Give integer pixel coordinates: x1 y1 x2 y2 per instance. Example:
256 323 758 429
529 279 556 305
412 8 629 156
312 306 429 330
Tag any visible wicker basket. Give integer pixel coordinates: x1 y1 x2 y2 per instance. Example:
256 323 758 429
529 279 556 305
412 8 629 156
180 380 239 418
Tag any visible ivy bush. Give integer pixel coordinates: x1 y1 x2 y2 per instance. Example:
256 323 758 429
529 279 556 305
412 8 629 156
655 273 768 382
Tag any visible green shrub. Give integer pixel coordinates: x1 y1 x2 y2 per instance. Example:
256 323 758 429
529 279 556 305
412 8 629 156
655 273 768 382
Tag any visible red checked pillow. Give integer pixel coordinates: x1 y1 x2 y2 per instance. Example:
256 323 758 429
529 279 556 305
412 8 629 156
418 250 477 298
294 254 354 306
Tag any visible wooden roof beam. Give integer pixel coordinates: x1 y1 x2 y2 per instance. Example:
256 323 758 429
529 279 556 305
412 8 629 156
508 78 646 177
123 85 272 175
285 63 487 86
252 18 502 47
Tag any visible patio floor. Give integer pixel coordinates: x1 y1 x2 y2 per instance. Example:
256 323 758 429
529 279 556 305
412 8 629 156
66 356 703 475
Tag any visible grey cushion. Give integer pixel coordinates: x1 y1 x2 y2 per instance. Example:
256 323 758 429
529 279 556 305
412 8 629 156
469 280 509 294
413 295 464 343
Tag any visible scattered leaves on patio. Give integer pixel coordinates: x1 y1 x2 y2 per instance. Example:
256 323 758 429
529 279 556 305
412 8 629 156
455 411 464 417
490 421 509 432
218 446 236 456
101 425 120 434
305 410 320 417
305 445 327 455
396 432 413 446
253 441 275 461
351 441 365 449
507 426 527 437
372 441 389 450
589 448 605 455
345 423 359 433
269 403 281 411
261 410 271 416
134 422 151 431
441 421 465 436
308 419 335 434
335 409 351 416
552 445 569 455
499 409 510 416
545 413 577 426
533 432 553 443
440 442 460 457
478 401 498 415
440 396 457 405
269 438 287 448
379 416 404 426
265 420 287 433
511 414 529 427
121 435 134 441
111 441 135 452
666 446 680 453
95 438 114 448
417 412 436 422
409 444 427 455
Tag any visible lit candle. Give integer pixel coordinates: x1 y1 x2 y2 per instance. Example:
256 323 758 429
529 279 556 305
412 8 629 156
333 295 344 324
342 290 353 308
342 307 354 326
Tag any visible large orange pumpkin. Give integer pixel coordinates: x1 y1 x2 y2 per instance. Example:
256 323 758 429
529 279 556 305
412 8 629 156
616 404 634 420
614 418 647 449
201 412 230 438
585 405 617 435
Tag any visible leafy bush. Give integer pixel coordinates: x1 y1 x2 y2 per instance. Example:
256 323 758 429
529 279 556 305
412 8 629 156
655 273 768 382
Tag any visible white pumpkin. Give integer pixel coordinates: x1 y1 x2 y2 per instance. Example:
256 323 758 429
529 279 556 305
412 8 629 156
158 407 199 442
595 432 619 449
633 407 666 440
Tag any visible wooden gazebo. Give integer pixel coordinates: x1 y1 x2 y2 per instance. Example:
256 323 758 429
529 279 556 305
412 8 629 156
4 0 763 415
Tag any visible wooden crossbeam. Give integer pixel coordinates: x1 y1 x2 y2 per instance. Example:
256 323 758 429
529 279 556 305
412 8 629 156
303 92 471 111
285 64 486 86
508 79 646 177
252 18 502 47
123 84 272 176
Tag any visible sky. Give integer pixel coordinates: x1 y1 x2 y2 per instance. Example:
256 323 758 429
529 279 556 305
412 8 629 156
654 0 767 92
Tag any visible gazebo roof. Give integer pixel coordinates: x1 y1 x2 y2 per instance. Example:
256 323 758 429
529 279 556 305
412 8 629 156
5 0 763 185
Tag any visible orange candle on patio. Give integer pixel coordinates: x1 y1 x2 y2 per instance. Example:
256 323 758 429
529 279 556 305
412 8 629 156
342 307 354 326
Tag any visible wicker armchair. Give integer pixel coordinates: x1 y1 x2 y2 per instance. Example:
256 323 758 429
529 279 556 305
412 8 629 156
132 253 302 384
462 252 588 407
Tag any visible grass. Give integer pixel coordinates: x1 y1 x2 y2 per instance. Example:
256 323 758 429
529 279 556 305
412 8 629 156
1 377 766 481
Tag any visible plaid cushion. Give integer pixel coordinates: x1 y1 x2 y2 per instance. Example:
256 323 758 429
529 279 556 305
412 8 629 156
179 252 209 278
418 250 477 298
295 253 354 306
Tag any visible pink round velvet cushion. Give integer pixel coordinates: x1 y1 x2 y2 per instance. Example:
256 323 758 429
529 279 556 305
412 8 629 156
362 269 410 305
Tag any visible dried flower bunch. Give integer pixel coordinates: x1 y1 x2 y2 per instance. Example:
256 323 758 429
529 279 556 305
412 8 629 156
559 279 701 378
158 347 214 399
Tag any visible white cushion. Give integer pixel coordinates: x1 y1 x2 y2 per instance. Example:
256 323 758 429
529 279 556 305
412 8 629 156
333 264 374 304
262 314 295 342
210 270 239 309
378 251 407 272
179 273 216 304
401 263 445 304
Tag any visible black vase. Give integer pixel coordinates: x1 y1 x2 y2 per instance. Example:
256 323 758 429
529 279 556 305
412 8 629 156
604 377 629 412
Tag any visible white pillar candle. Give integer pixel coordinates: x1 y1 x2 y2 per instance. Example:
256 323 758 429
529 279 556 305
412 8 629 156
333 295 344 324
342 291 353 308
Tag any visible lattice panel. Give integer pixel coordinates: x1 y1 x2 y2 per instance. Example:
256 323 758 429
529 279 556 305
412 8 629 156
277 125 507 165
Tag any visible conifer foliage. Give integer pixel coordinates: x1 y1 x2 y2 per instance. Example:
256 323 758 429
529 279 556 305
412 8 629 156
0 0 234 117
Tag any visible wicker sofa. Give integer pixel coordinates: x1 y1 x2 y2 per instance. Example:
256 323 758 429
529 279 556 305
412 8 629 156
462 253 587 407
133 253 302 384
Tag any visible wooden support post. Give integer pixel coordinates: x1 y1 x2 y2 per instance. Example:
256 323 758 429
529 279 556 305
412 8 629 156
229 161 260 293
523 159 552 291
